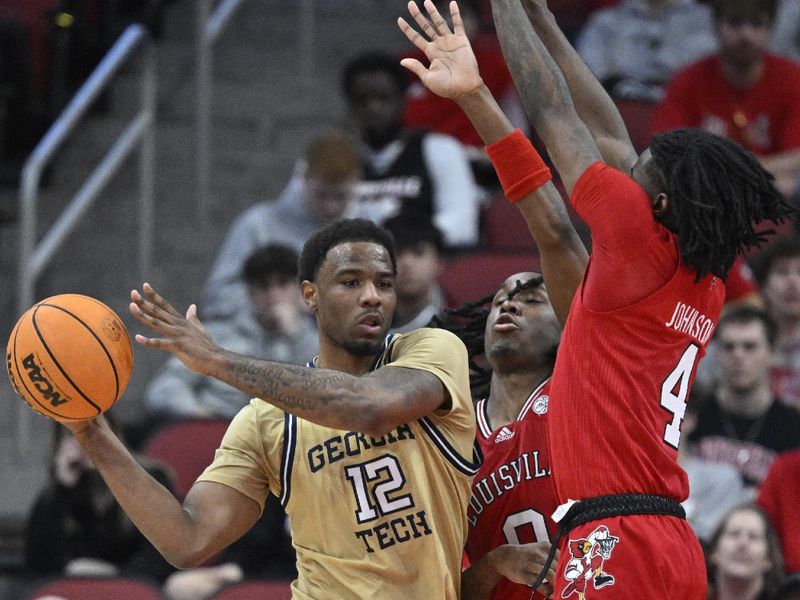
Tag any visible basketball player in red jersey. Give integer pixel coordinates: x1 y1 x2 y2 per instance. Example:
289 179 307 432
398 3 587 597
400 1 794 598
445 273 569 600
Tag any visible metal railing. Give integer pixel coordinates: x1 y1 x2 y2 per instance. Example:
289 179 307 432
195 0 246 220
194 0 317 218
16 23 157 450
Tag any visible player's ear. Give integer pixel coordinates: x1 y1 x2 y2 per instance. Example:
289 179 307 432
301 280 318 312
652 193 679 233
652 192 669 217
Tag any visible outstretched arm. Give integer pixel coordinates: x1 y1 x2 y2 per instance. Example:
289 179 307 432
398 0 587 324
515 0 637 171
130 284 449 437
470 0 601 194
61 417 261 569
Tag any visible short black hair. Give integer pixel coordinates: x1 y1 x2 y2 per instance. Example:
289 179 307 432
649 128 795 281
242 244 299 287
716 306 778 348
753 234 800 286
711 0 776 23
382 214 445 254
341 51 409 103
298 218 397 282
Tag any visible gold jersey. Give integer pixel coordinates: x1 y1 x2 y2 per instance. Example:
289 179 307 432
198 328 478 599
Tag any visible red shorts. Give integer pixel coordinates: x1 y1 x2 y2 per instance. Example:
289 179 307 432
553 514 706 599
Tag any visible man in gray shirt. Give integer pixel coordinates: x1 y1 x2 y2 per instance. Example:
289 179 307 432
576 0 716 102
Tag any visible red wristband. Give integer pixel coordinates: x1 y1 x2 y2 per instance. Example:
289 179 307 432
485 129 552 203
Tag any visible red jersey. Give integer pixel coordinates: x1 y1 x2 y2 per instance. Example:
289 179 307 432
650 54 800 155
757 449 800 574
466 379 559 600
549 163 725 504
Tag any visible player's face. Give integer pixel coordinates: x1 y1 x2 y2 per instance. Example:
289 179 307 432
484 272 561 371
308 241 396 357
716 320 773 393
711 508 772 582
763 256 800 321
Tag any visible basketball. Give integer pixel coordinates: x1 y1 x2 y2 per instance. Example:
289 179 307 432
5 294 134 422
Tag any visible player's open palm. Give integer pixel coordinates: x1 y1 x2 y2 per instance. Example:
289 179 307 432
130 282 218 377
398 0 482 100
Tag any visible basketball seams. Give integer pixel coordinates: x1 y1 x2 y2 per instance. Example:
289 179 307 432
37 300 124 400
81 295 134 358
31 304 106 414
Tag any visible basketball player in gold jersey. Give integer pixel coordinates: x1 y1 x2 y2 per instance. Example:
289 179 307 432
62 218 478 599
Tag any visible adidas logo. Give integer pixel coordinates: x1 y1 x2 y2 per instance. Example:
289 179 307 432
495 427 515 443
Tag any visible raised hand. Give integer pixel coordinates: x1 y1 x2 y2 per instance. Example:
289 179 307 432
129 283 219 377
397 0 483 100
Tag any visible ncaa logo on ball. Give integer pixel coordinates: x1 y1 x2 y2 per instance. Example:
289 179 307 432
533 396 549 415
102 318 123 342
22 353 69 407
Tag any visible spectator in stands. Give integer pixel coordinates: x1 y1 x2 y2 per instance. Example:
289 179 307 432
689 307 800 489
756 235 800 410
706 504 785 600
771 0 800 62
146 244 318 420
382 214 446 333
650 0 800 199
773 574 800 600
679 393 749 544
340 50 480 248
0 16 49 191
575 0 716 103
203 130 361 320
162 495 295 600
25 420 174 584
757 449 800 577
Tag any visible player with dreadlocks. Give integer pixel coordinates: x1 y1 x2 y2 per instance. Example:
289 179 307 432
399 4 589 598
434 273 568 600
400 1 794 599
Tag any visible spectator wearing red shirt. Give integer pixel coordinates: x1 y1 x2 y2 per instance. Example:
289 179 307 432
651 0 800 198
757 449 800 575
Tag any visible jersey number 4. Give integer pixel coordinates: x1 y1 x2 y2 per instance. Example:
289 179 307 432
660 343 700 449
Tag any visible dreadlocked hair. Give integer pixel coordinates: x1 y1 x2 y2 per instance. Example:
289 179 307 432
428 276 544 399
649 128 795 281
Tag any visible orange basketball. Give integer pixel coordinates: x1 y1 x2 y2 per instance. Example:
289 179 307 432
5 294 134 422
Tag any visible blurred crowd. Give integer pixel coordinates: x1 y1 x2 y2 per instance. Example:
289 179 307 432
5 0 800 599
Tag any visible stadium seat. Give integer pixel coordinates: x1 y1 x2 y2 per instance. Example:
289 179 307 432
614 99 657 153
439 251 540 308
141 419 230 501
25 576 164 600
482 193 538 252
209 579 293 600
